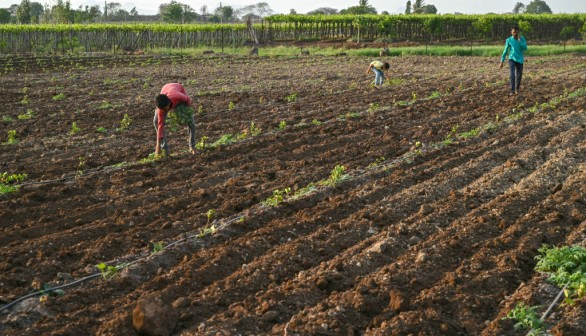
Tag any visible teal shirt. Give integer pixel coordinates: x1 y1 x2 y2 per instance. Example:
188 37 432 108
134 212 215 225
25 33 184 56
501 36 527 63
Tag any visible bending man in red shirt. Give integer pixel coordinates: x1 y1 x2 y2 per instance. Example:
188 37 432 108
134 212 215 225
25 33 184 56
154 83 197 155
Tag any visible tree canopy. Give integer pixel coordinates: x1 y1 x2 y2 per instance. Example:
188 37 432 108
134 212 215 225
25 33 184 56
525 0 552 14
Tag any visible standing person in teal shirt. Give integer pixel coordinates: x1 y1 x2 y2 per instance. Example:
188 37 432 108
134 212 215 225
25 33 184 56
500 25 527 95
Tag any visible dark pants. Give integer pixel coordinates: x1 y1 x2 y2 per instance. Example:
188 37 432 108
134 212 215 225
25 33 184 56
509 60 523 93
153 104 196 153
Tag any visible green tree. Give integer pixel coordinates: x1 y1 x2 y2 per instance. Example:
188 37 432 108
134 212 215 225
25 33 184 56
29 2 43 23
50 0 73 23
513 2 525 14
405 1 411 14
160 1 197 23
420 4 437 14
16 0 32 24
524 0 552 14
214 5 234 22
0 9 10 23
306 7 338 15
412 0 424 13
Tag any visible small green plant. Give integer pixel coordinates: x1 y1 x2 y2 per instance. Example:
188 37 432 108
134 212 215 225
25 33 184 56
195 136 208 150
228 101 236 110
20 95 29 105
259 96 265 104
196 224 217 238
197 105 203 115
76 157 86 178
427 91 441 99
20 87 28 94
151 241 164 255
459 128 480 139
262 187 291 207
96 263 126 280
502 303 545 335
411 92 417 100
212 134 235 148
320 165 350 187
117 114 132 131
17 109 35 120
138 152 165 164
52 93 65 101
206 209 216 225
367 156 386 169
2 115 15 122
0 172 27 184
339 112 362 120
69 122 81 136
278 120 287 130
99 101 113 109
96 127 107 134
239 121 262 139
535 245 586 304
387 78 404 86
285 93 297 103
4 130 18 145
368 103 380 113
312 119 322 126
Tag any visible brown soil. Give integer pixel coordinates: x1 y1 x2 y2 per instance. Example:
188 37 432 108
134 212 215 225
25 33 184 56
0 52 585 335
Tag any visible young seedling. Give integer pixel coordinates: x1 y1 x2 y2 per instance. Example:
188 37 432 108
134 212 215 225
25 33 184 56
196 224 217 238
117 114 132 131
262 187 291 207
3 130 18 145
285 93 297 103
20 95 29 105
151 241 164 255
69 122 81 136
17 109 35 120
195 136 208 150
367 156 386 169
368 103 380 113
502 303 545 335
535 245 586 304
99 101 113 110
206 209 216 225
95 262 127 280
52 93 65 101
278 121 287 130
228 101 236 110
2 116 15 122
76 157 86 178
96 127 107 134
320 165 350 187
312 119 322 126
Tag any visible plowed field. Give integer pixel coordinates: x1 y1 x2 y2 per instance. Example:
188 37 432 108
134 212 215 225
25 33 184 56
1 53 585 335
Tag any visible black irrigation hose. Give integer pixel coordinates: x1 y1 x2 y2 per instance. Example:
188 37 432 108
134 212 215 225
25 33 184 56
0 273 101 313
0 215 244 314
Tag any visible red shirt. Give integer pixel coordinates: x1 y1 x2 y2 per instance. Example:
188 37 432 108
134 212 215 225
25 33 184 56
156 83 192 139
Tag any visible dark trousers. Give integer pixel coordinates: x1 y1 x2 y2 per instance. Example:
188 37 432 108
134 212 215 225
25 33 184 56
508 60 523 93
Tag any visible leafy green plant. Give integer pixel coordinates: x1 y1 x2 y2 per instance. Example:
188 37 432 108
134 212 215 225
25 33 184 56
69 122 81 136
427 91 441 99
411 92 417 100
76 157 86 178
96 127 107 133
3 130 18 145
0 172 27 184
197 105 204 115
320 165 350 187
212 134 235 148
367 156 386 169
262 187 291 207
2 115 14 122
259 96 265 104
368 103 379 113
99 101 113 110
96 263 126 280
278 121 287 130
228 101 236 110
17 109 35 120
117 114 132 131
167 105 194 131
459 128 480 139
206 209 216 225
52 93 65 101
339 112 362 120
312 119 322 126
502 303 545 335
20 95 29 105
285 93 297 103
151 241 164 255
195 136 208 150
196 224 217 238
535 245 586 304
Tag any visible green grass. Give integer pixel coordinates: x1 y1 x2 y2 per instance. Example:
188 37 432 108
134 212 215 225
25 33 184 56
149 44 586 58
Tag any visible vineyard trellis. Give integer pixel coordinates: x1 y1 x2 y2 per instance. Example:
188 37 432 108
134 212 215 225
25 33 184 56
0 14 584 54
